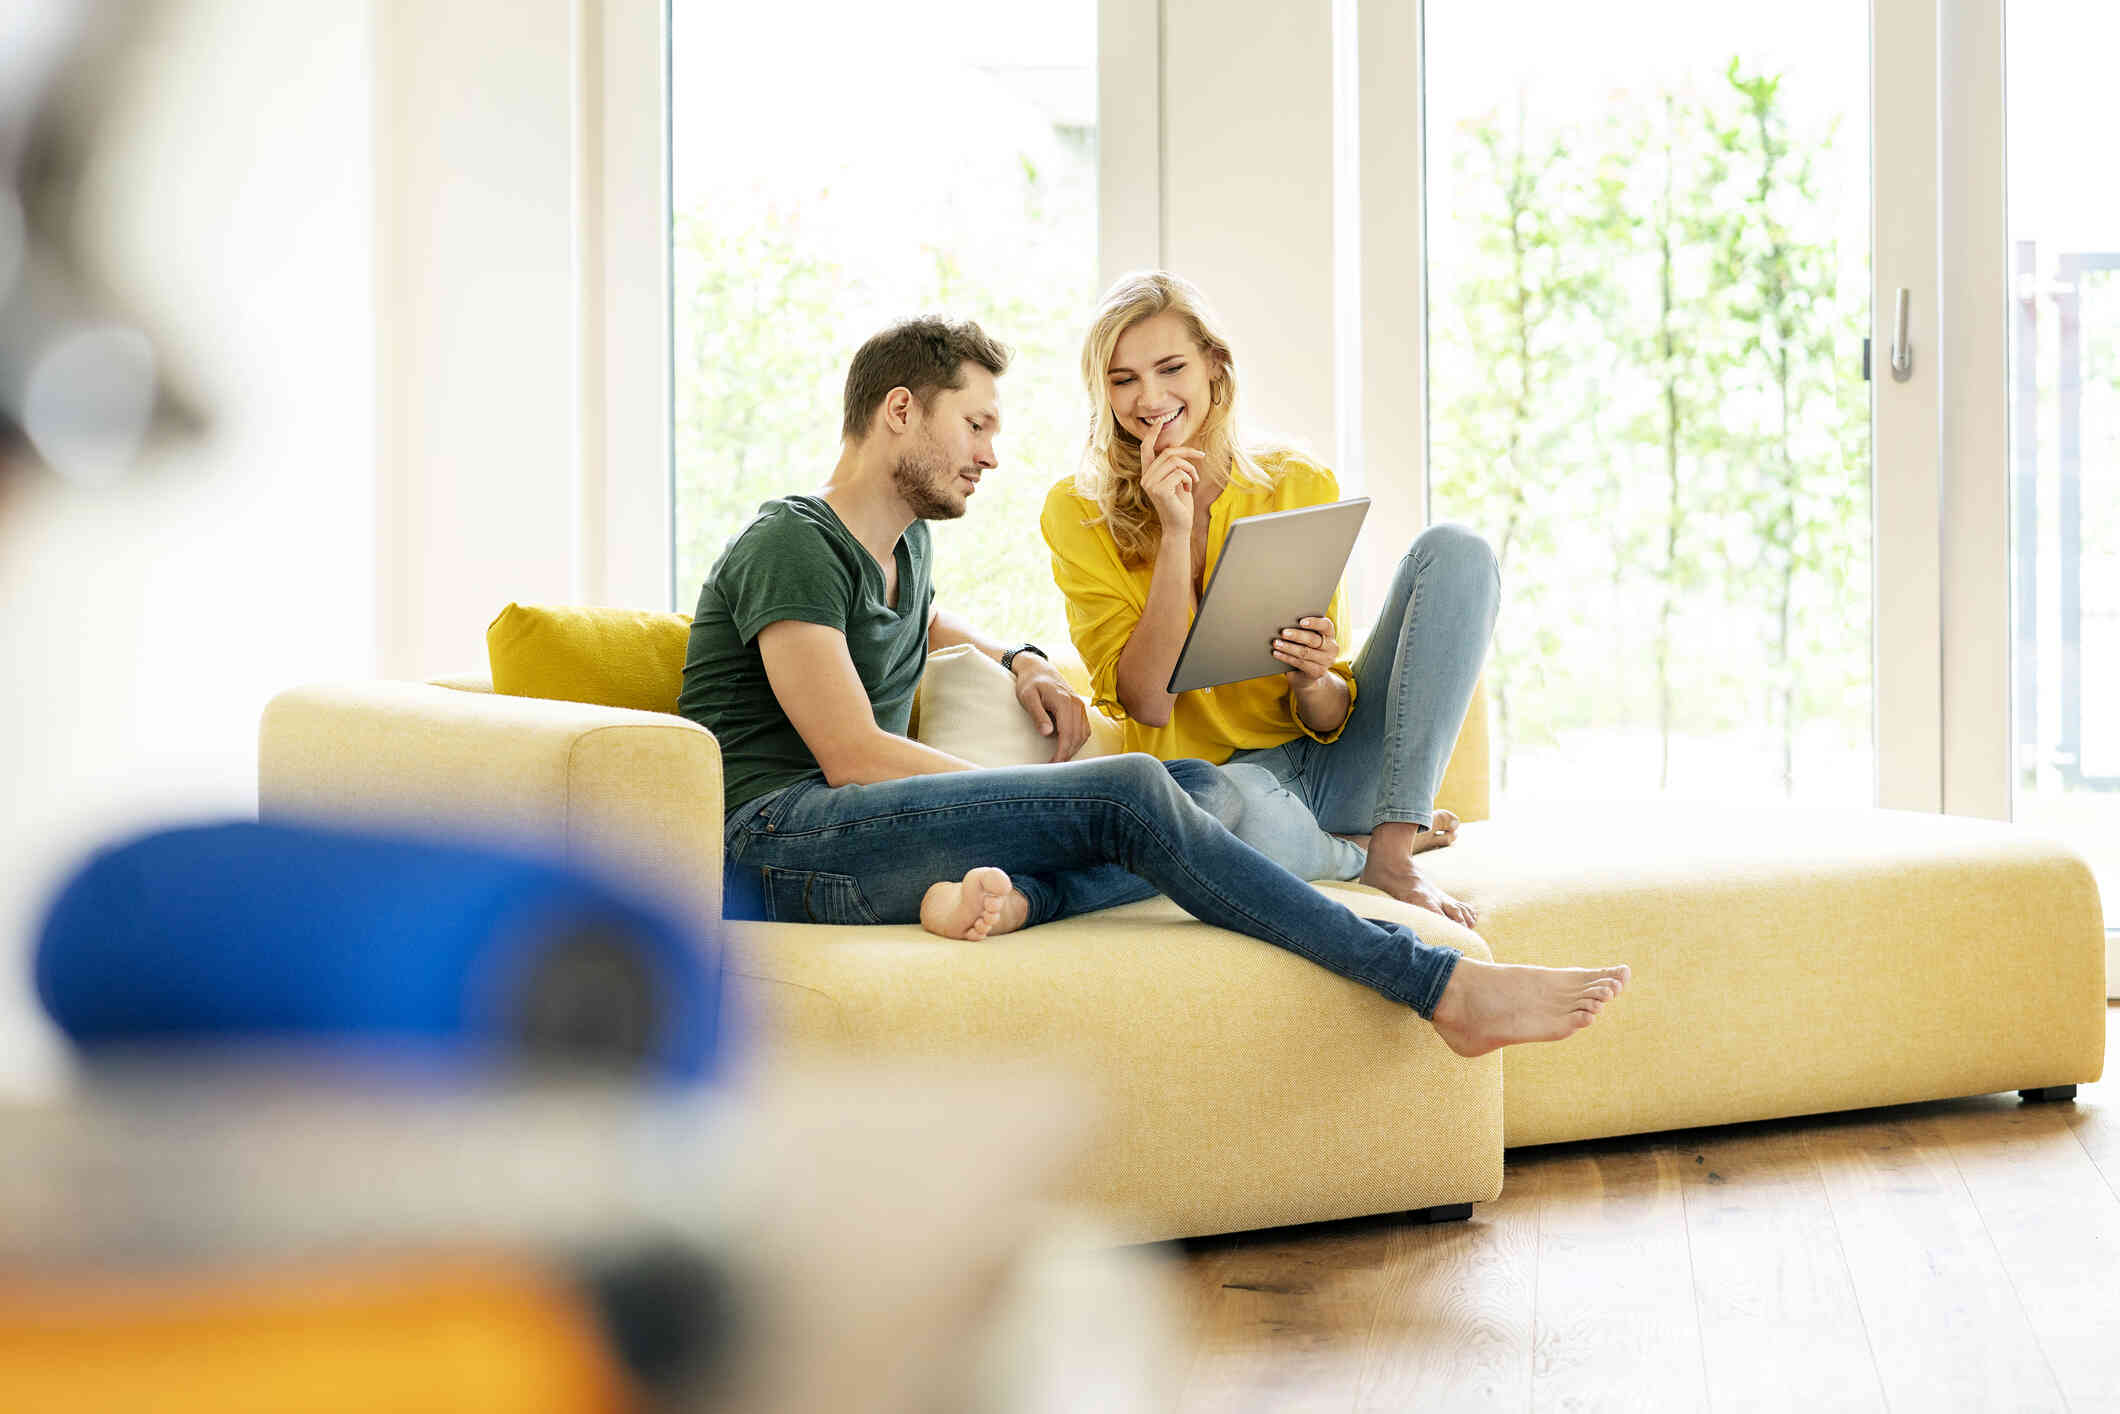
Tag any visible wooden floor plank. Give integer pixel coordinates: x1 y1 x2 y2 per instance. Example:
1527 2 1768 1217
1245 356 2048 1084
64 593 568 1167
2062 1098 2120 1202
1675 1123 1887 1413
1173 1215 1405 1413
1929 1094 2120 1410
1168 1008 2117 1411
1349 1158 1542 1411
1528 1140 1710 1414
2062 1015 2120 1203
1803 1107 2066 1413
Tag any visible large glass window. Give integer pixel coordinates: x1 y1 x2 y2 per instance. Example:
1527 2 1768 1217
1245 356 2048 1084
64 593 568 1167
1423 4 1872 807
670 1 1096 645
2007 2 2120 931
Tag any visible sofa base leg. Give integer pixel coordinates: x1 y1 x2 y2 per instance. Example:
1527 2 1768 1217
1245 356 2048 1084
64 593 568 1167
2019 1085 2078 1103
1409 1202 1474 1225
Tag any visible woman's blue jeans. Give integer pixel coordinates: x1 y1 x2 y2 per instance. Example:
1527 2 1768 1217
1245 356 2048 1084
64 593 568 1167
722 752 1462 1016
1222 522 1501 882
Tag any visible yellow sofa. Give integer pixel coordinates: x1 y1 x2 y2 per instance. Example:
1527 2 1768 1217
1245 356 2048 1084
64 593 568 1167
258 627 2106 1243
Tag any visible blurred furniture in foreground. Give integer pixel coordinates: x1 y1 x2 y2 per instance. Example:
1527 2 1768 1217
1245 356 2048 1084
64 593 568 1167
0 1056 1176 1411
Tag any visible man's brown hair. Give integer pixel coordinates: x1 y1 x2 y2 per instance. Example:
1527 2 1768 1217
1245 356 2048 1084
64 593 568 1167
841 317 1012 443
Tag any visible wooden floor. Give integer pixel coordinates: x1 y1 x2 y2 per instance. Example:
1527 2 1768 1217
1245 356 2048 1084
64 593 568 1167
1172 1004 2120 1413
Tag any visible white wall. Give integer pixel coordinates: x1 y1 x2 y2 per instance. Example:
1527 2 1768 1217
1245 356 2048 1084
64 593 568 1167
1 0 379 1095
374 0 668 678
1161 0 1340 463
375 0 580 677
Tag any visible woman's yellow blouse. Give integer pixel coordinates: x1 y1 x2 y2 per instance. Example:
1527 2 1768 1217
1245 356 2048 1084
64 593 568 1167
1040 449 1358 765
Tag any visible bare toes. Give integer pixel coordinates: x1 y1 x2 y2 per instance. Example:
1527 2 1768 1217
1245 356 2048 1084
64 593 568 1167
921 867 1018 941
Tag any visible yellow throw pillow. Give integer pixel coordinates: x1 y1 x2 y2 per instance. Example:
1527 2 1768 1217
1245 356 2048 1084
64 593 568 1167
486 603 691 714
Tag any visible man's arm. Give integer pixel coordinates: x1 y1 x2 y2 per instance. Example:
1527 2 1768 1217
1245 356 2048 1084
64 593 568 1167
758 620 978 786
928 606 1091 762
926 605 1026 661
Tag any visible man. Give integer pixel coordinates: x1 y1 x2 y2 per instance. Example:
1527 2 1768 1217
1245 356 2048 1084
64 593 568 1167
679 317 1628 1057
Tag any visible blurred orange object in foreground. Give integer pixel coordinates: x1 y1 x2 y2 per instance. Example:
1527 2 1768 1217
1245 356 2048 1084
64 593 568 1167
0 1252 634 1414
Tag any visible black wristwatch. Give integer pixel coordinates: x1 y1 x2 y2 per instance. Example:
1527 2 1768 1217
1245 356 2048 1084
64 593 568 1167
1001 642 1049 674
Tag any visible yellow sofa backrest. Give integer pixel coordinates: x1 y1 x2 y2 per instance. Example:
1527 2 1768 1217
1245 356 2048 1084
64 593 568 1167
484 602 1491 824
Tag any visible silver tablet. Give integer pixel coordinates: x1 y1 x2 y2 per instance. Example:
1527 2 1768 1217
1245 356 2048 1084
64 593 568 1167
1167 497 1371 694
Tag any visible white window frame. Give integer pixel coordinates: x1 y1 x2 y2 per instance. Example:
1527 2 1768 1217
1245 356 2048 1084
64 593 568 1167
1937 0 2011 824
599 0 674 614
1873 0 1948 813
1101 0 1164 283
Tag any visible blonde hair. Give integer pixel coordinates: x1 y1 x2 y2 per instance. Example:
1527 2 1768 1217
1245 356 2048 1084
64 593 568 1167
1075 271 1279 566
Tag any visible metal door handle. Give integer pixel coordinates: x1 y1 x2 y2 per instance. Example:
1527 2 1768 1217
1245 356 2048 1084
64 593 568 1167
1891 287 1914 382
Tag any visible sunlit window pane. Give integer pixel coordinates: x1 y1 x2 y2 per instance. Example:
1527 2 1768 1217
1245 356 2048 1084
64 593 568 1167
670 1 1095 649
1423 3 1872 807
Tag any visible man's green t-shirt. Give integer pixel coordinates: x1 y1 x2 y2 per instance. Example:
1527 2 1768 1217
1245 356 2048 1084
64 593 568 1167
679 496 934 817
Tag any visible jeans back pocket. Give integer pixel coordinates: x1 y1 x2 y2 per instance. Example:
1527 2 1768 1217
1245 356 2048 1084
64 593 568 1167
758 866 884 926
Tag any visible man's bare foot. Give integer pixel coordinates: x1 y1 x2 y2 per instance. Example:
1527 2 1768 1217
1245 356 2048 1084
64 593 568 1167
1360 836 1479 930
1405 809 1460 856
919 867 1030 941
1429 959 1631 1058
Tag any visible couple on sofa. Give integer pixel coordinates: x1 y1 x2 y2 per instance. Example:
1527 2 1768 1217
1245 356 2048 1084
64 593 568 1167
679 271 1628 1058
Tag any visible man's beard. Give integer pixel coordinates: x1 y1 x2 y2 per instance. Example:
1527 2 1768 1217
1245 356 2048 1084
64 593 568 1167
890 443 969 521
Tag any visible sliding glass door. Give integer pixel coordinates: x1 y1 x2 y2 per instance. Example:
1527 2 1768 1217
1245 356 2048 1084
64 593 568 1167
2006 1 2120 955
1422 2 1875 807
1411 0 2110 948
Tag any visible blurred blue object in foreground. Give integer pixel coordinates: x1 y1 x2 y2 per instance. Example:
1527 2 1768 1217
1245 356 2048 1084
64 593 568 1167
34 821 729 1083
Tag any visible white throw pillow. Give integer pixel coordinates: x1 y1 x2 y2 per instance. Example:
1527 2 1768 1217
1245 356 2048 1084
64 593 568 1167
912 644 1123 767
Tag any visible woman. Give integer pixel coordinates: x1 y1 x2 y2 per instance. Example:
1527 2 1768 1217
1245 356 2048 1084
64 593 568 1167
1040 271 1499 929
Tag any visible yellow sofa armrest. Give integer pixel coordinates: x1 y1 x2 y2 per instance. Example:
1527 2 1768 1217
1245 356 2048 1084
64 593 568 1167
259 681 724 922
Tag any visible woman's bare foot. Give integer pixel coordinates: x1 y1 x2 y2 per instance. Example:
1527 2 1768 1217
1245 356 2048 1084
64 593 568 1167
1341 812 1463 862
919 867 1030 941
1359 837 1479 930
1429 959 1631 1058
1405 809 1460 856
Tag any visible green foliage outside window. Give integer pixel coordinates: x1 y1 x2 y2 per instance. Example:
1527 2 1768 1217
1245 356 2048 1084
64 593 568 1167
1432 61 1870 797
672 156 1094 651
675 60 1875 801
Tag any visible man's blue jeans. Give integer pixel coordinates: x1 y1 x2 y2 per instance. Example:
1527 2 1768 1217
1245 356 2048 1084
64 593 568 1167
722 753 1463 1016
1222 522 1502 882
